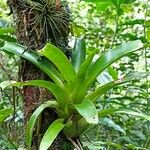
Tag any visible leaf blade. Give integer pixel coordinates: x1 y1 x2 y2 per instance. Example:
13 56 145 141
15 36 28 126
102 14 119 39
74 99 98 124
0 42 63 86
71 38 86 72
0 80 69 108
39 119 65 150
86 72 150 101
26 101 58 148
40 43 77 84
86 40 143 86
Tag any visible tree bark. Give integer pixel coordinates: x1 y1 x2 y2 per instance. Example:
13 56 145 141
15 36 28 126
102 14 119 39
7 0 73 149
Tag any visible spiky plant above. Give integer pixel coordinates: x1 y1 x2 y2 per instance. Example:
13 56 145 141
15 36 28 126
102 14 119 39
9 0 70 52
27 0 70 42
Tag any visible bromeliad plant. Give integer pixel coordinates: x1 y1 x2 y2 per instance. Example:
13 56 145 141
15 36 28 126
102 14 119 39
0 39 150 150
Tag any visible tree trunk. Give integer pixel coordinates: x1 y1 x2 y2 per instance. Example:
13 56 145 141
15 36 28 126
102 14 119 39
7 0 73 149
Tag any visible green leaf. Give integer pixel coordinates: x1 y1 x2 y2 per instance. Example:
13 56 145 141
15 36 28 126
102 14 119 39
39 119 65 150
70 49 98 103
26 101 58 148
71 38 86 72
86 81 115 101
69 79 87 104
98 108 150 121
74 99 98 124
86 40 143 86
86 72 150 101
0 42 63 86
77 49 98 79
40 43 77 84
0 80 69 109
0 108 13 123
17 80 69 108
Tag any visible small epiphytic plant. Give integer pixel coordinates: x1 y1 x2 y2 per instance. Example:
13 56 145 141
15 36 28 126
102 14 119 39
0 39 150 150
23 0 70 45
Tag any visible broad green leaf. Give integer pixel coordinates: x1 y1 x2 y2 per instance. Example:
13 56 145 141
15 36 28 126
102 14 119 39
39 119 65 150
40 43 77 84
16 80 69 108
98 108 150 121
74 99 98 124
70 49 98 103
0 108 13 123
70 79 87 104
0 80 69 108
26 101 58 148
0 42 63 86
86 72 150 101
86 40 143 86
70 50 98 103
86 81 115 101
71 38 86 72
77 49 98 79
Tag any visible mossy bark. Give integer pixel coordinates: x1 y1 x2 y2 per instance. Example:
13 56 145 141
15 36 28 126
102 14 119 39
7 0 73 149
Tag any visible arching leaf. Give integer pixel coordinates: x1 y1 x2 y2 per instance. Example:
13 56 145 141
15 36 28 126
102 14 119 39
71 38 86 72
26 101 58 148
0 80 69 108
86 40 143 86
0 42 63 86
39 119 65 150
39 43 77 84
74 99 98 124
86 72 150 101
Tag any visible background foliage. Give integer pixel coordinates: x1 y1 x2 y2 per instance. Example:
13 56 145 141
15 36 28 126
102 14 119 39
0 0 150 149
